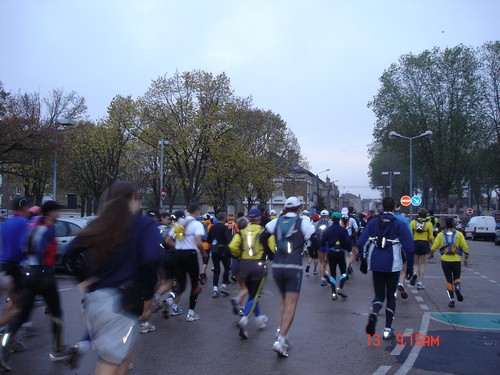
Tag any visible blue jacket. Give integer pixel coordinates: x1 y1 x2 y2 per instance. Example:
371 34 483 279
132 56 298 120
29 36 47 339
66 214 162 298
358 212 414 273
1 214 29 263
320 222 352 252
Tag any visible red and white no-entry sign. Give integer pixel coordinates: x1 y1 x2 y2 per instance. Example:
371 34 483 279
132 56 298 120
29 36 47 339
160 186 167 201
467 208 473 216
400 195 412 207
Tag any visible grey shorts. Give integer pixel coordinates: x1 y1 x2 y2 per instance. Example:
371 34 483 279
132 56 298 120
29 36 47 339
82 288 139 365
272 266 303 295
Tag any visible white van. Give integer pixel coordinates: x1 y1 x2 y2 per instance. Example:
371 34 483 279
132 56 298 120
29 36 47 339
464 216 496 241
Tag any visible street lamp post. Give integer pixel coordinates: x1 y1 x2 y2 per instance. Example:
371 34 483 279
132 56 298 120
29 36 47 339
53 118 76 201
389 130 432 217
315 168 330 210
159 140 171 209
381 171 400 197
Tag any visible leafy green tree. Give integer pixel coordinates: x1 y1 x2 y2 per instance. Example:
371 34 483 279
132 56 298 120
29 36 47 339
369 45 487 212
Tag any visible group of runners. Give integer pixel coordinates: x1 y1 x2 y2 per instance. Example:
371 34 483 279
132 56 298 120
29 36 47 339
0 192 470 373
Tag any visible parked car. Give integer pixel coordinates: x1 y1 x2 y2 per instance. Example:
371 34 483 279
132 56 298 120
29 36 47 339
495 228 500 246
464 216 497 241
55 216 95 272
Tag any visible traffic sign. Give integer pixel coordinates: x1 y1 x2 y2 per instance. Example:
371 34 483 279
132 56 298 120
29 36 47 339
400 195 411 207
160 186 167 201
411 195 422 207
467 208 473 216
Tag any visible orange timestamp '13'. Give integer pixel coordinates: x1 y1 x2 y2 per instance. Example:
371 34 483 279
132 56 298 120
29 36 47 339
367 334 440 347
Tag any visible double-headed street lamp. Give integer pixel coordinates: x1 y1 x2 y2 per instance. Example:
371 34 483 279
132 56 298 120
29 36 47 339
53 118 76 201
159 139 171 209
389 130 432 217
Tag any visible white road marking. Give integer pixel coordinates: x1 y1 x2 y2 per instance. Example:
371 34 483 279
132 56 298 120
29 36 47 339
489 279 497 283
410 289 418 294
481 275 488 279
420 304 429 310
373 365 392 375
415 296 424 302
391 328 413 356
394 313 431 375
58 287 73 292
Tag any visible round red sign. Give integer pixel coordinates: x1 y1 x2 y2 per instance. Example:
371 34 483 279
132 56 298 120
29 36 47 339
467 208 473 216
400 195 411 207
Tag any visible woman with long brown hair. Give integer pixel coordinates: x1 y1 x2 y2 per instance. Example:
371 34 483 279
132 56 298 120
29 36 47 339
66 181 162 375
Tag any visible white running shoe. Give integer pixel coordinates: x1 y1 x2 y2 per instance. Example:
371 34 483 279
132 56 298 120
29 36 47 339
272 340 289 357
255 315 268 329
186 312 200 322
139 322 156 333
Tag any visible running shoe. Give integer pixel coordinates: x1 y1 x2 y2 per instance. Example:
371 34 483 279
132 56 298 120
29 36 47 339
186 312 200 322
305 265 310 274
320 278 327 286
454 283 463 302
49 348 72 362
409 273 418 286
198 273 207 284
255 315 268 330
67 345 80 369
238 318 248 339
7 339 24 353
128 362 135 371
170 306 183 316
331 293 338 300
337 288 348 299
272 340 289 358
161 300 170 319
238 308 244 316
448 298 456 308
365 313 377 336
313 269 319 275
397 284 408 299
212 290 220 298
231 298 240 315
383 328 395 340
417 282 425 290
220 285 230 296
140 322 156 333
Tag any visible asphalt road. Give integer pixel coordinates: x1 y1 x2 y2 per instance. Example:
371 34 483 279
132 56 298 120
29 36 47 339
3 239 500 375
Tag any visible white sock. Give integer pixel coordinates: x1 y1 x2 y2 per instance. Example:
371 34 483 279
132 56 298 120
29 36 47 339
188 309 195 315
221 283 227 289
278 335 286 344
213 286 218 292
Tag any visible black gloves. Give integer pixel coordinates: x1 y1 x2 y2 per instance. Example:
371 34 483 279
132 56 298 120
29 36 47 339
360 259 368 274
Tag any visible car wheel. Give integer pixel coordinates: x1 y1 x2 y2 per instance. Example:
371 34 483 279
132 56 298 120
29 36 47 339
63 254 83 274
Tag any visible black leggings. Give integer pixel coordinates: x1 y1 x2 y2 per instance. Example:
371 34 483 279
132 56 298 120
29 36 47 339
371 271 399 329
4 269 63 351
327 251 348 290
173 250 200 310
212 251 231 287
441 261 461 293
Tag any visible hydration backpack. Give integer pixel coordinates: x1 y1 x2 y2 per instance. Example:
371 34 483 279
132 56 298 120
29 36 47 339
415 219 426 233
440 230 463 256
275 216 301 255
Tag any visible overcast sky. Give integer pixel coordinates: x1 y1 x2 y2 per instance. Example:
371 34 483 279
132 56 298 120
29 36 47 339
1 0 498 199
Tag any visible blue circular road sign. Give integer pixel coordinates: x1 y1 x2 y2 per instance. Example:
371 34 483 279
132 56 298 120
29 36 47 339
411 195 422 206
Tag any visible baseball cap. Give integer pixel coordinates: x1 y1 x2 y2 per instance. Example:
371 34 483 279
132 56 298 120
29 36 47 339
320 209 329 216
285 197 302 208
41 201 64 215
12 197 29 210
248 208 262 218
311 213 320 222
341 207 349 216
147 209 160 218
269 209 277 215
203 213 212 220
171 210 186 221
331 212 341 219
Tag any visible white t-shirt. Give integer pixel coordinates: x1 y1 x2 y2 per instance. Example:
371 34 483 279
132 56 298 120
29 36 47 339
266 213 315 241
341 217 359 237
168 216 205 250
